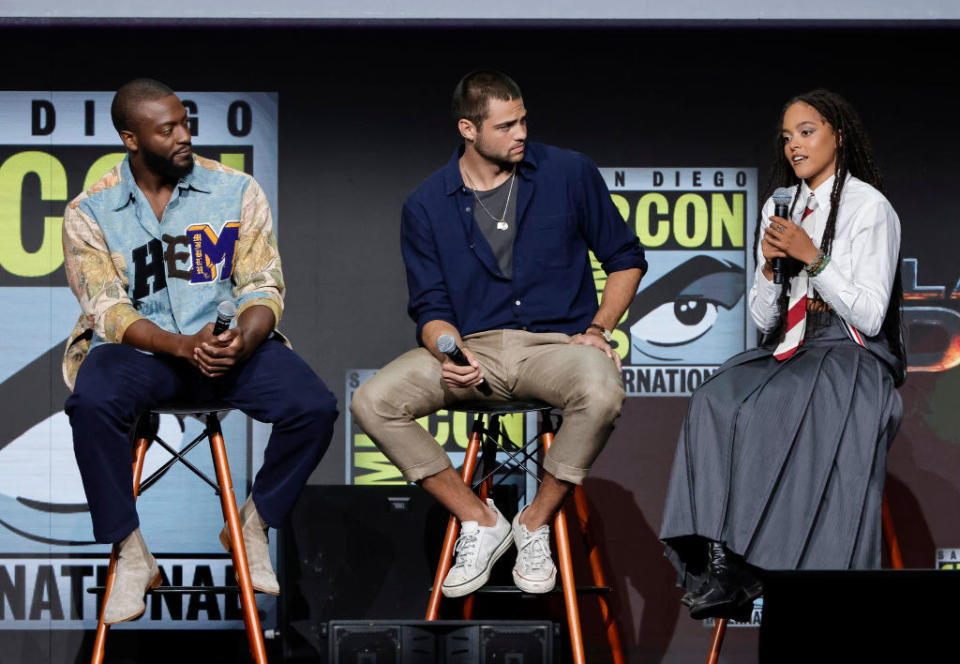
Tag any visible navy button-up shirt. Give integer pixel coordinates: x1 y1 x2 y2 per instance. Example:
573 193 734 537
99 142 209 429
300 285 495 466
401 142 646 343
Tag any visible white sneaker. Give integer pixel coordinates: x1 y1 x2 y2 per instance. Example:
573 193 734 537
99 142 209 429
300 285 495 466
441 499 512 598
511 507 557 594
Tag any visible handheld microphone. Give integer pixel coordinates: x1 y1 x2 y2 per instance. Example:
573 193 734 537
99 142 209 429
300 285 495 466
212 301 237 335
771 188 794 285
437 334 493 396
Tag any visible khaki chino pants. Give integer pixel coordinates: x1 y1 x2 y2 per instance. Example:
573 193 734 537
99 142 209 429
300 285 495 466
350 329 626 484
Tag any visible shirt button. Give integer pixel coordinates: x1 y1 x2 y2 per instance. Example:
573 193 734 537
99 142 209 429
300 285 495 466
515 300 521 306
466 207 471 213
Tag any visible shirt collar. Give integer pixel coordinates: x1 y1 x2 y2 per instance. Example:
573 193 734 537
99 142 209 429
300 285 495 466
106 158 136 211
110 155 210 211
441 142 538 195
178 157 211 194
799 172 853 209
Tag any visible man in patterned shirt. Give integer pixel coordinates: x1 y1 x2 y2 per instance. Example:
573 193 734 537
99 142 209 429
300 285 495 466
62 79 337 624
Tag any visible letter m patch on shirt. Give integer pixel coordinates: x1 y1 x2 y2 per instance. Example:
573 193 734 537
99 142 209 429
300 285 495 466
186 221 241 283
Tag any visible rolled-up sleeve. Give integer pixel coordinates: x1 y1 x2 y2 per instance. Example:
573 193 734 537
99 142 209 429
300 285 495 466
233 178 285 324
576 154 647 275
63 201 143 343
401 199 458 343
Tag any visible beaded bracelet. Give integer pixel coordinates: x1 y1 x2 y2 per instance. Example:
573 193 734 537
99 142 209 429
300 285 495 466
811 255 831 276
804 250 831 277
805 252 826 276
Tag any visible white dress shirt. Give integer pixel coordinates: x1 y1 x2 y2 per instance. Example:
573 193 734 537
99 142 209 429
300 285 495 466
748 174 901 337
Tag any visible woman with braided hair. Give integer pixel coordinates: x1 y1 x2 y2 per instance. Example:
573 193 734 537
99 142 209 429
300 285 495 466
659 89 905 621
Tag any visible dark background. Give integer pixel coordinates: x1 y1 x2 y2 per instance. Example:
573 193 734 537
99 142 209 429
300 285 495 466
2 20 959 663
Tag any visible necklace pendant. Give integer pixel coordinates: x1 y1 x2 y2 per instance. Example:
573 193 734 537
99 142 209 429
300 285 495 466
497 221 509 231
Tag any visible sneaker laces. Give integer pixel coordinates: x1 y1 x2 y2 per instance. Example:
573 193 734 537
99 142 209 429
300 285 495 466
518 529 551 572
452 529 480 569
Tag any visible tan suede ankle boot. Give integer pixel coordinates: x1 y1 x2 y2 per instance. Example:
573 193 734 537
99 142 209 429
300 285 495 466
219 495 280 595
103 528 161 625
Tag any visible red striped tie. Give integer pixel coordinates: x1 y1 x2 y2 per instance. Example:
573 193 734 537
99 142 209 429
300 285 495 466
773 204 815 361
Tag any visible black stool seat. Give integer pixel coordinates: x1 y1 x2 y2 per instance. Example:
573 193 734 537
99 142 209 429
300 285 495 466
447 399 552 415
444 400 555 492
150 402 232 416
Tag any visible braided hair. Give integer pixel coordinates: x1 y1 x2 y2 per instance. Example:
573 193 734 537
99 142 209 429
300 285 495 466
754 89 906 385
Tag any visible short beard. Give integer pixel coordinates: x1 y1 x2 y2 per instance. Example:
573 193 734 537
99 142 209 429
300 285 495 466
473 135 522 170
142 146 194 180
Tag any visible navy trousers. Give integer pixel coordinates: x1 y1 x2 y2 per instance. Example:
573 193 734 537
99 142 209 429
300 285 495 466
64 339 338 543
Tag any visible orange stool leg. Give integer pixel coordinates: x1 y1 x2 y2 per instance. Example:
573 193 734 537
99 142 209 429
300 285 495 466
426 420 484 621
706 618 727 664
462 591 477 621
207 414 268 664
572 486 625 664
882 494 903 570
541 429 586 664
91 435 151 664
463 472 494 621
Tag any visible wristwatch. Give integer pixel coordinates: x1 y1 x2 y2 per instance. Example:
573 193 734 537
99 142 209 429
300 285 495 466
586 323 612 343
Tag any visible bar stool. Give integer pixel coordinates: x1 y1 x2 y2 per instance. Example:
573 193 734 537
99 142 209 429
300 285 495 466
425 400 625 664
704 493 904 664
89 404 267 664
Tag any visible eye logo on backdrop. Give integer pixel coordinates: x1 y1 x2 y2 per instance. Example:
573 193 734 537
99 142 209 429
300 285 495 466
598 167 758 396
624 255 744 363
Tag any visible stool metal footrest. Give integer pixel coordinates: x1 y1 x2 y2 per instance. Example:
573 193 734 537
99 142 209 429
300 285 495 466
430 584 611 596
88 585 245 595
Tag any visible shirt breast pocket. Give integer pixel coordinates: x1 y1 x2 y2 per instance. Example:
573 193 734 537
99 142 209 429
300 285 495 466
527 213 575 268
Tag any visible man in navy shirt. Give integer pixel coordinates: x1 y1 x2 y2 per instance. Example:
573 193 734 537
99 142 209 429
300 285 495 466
352 70 645 597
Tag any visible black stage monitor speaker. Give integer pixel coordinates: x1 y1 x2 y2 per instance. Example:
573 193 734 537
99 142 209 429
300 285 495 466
279 485 447 661
478 623 555 663
759 570 958 662
328 620 556 664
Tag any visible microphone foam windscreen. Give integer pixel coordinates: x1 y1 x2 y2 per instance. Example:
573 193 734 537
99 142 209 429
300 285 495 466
217 300 238 318
772 187 794 204
436 334 456 354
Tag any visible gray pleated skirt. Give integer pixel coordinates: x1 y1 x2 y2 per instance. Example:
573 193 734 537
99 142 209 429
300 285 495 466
659 316 902 590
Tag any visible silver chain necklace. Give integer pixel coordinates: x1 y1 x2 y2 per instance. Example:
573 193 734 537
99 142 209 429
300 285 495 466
461 165 515 231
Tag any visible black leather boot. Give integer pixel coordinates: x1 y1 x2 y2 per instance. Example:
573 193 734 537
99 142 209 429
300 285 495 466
738 563 764 606
688 541 758 621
